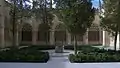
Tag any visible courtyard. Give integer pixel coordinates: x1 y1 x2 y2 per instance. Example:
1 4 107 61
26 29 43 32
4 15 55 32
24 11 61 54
0 0 120 68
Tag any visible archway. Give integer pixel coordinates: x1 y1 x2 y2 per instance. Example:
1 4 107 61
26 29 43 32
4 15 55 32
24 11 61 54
88 31 100 44
55 24 66 45
38 23 50 44
22 23 32 42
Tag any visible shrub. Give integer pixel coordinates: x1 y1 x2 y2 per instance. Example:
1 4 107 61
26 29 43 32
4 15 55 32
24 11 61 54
19 45 99 51
0 48 50 63
69 52 120 63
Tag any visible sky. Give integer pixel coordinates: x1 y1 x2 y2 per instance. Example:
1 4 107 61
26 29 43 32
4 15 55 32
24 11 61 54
92 0 103 8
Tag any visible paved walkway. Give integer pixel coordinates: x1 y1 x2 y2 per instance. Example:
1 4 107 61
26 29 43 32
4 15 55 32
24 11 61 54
46 50 73 63
42 50 73 63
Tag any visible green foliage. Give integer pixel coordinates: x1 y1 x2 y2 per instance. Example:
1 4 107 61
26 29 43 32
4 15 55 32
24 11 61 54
101 0 120 34
0 48 49 62
55 0 95 55
101 0 120 50
9 0 32 23
8 0 54 47
31 0 54 30
69 50 120 63
55 0 95 35
9 0 54 29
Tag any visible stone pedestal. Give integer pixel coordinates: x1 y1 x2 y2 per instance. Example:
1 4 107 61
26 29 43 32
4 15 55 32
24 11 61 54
55 45 64 53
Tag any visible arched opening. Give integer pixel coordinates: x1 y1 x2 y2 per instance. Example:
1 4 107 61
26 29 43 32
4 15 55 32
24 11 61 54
38 23 50 44
88 31 99 44
55 24 66 45
88 24 101 44
22 23 32 42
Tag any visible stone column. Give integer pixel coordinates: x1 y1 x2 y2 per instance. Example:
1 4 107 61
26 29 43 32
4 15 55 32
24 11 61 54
19 25 23 44
0 16 4 48
15 25 19 46
50 30 55 45
99 29 102 44
15 30 19 46
110 34 120 49
116 34 119 49
83 31 88 44
103 30 105 46
110 36 114 47
106 32 110 46
32 30 37 45
67 32 71 45
19 30 22 44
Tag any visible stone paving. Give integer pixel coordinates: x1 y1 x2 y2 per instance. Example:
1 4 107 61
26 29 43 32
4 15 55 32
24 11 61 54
42 50 74 57
46 50 74 63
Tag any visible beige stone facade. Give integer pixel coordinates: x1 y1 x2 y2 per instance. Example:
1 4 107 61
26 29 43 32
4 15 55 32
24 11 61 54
0 0 114 48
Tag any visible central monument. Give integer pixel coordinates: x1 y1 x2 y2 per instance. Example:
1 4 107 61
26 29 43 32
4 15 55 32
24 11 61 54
55 42 64 53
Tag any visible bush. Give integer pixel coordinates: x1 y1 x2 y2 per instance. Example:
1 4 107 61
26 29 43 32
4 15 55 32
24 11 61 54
0 48 50 63
23 45 55 50
19 44 99 51
68 46 120 63
69 51 120 63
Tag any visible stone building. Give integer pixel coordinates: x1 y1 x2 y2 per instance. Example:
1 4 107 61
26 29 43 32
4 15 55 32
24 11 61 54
0 0 119 48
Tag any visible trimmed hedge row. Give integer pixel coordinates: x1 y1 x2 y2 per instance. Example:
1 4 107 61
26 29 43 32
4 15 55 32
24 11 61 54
19 45 100 51
69 49 120 63
0 48 49 63
27 45 55 50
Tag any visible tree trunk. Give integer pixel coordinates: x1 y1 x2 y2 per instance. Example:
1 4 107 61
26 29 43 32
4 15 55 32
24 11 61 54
12 1 17 48
47 31 49 45
50 0 52 10
45 32 47 45
46 31 49 45
114 31 118 51
74 35 77 55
